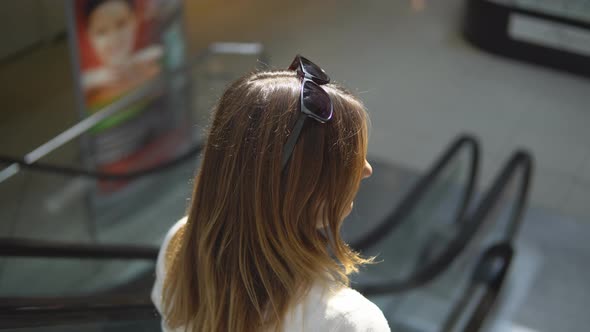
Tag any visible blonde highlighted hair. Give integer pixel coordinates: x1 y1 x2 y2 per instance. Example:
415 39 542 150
162 70 372 331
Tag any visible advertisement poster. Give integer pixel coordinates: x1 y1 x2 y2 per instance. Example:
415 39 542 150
68 0 191 211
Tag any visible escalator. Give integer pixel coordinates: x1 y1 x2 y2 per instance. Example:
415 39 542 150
351 147 532 331
0 132 534 331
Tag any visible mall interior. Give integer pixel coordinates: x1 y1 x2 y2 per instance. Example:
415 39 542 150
0 0 589 331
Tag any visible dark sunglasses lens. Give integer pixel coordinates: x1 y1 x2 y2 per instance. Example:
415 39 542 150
288 56 300 71
303 81 332 121
300 57 330 83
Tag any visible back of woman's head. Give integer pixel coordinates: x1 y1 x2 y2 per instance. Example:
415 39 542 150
162 69 371 331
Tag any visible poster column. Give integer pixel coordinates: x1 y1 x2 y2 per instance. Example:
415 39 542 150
67 0 191 227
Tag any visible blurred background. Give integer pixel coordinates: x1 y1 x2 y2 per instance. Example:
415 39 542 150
0 0 589 331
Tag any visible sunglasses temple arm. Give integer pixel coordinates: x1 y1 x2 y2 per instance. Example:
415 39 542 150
281 114 307 170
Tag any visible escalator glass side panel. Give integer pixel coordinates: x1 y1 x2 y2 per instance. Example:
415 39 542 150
346 136 479 253
0 135 199 246
341 159 419 246
349 142 475 288
0 51 266 248
0 257 154 298
0 142 185 299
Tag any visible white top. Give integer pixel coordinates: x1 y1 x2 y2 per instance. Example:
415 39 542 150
151 218 391 332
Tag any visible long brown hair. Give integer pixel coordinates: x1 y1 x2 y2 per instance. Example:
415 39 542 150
162 70 372 331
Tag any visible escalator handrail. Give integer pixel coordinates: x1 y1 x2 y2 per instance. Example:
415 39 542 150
0 141 204 181
0 295 157 329
462 243 514 332
0 237 158 260
350 134 480 251
464 150 533 243
441 242 514 332
357 150 533 295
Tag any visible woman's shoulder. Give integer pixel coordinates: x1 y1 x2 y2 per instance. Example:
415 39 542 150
151 217 188 324
155 217 187 278
162 217 187 252
289 282 390 332
325 286 391 331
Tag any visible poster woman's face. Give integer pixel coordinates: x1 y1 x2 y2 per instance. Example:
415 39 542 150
87 1 137 67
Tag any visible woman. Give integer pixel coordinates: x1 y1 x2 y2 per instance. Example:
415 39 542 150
151 55 390 331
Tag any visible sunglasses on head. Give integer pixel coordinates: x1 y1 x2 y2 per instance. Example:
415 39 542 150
281 55 334 170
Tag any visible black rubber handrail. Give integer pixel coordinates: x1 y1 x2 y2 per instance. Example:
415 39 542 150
0 305 158 329
453 242 513 332
0 142 204 181
460 150 532 244
351 134 480 251
357 150 532 295
0 237 159 260
0 295 157 328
